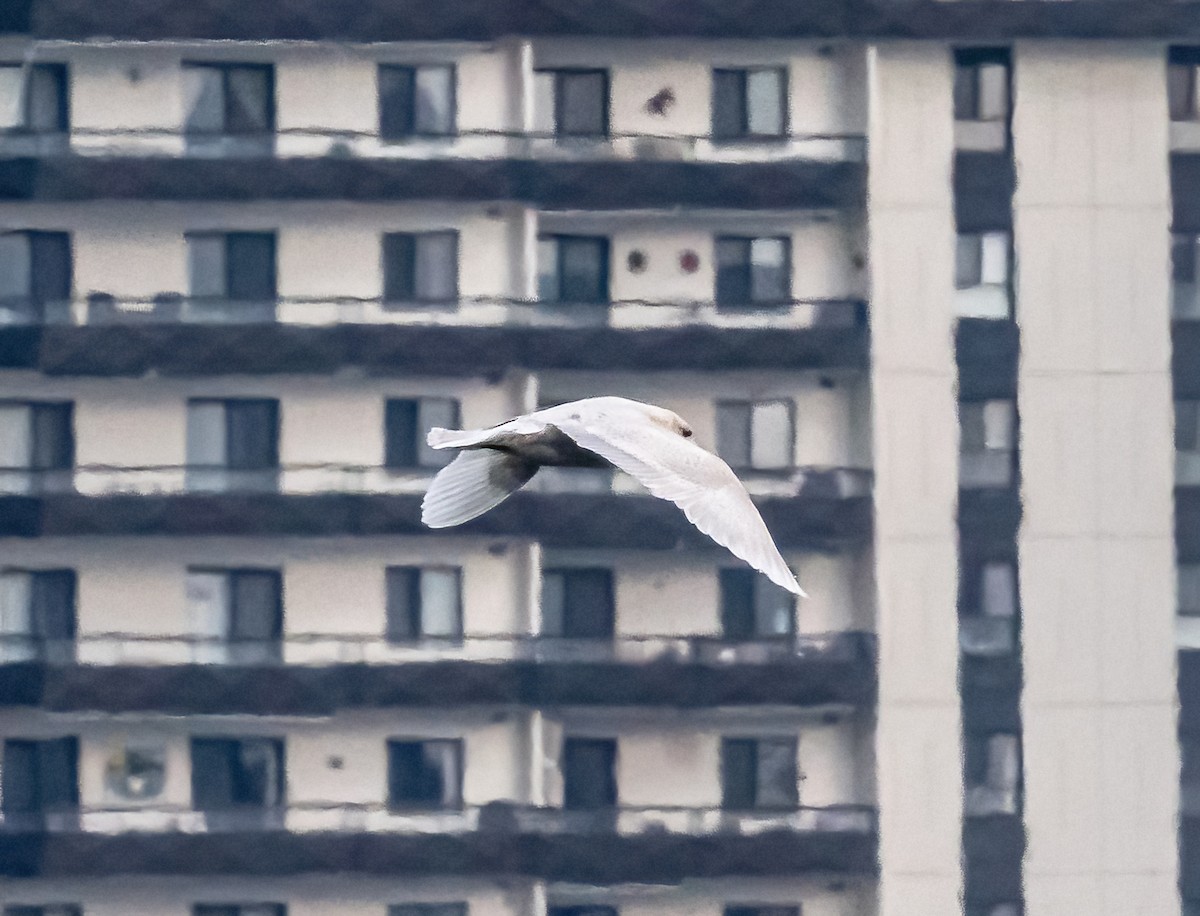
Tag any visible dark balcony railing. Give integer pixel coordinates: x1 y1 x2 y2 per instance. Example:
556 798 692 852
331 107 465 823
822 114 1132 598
0 631 878 711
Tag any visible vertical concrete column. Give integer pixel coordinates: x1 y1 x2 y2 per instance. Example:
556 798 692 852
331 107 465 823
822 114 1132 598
866 44 963 916
1011 43 1178 916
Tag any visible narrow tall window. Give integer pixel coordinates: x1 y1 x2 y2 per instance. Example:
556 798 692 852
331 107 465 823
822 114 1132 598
0 401 74 494
382 231 459 304
1180 564 1200 617
534 70 609 138
3 906 85 916
958 559 1017 657
562 737 617 809
715 237 790 306
390 906 467 916
538 235 610 305
953 52 1010 122
1 737 79 821
379 65 456 139
183 64 274 138
959 400 1016 488
542 568 615 639
725 907 800 916
388 739 463 809
720 567 795 640
955 231 1011 319
715 400 793 471
193 907 287 916
1170 49 1200 121
0 63 68 133
190 737 285 816
1178 400 1200 486
384 397 460 469
963 732 1021 816
186 568 283 662
186 232 277 313
186 399 280 491
720 737 799 810
0 569 76 661
712 68 787 140
0 231 72 321
386 566 463 640
1174 234 1200 319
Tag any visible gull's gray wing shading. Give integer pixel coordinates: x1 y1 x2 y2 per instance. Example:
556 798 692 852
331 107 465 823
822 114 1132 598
552 404 804 596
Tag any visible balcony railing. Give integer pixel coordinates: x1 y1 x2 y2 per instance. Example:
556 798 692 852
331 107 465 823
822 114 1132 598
0 463 874 500
0 127 867 163
0 294 866 330
0 629 877 668
0 801 877 837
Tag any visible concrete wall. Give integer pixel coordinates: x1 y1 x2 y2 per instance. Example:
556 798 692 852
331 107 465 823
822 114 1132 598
1011 43 1179 916
866 44 963 916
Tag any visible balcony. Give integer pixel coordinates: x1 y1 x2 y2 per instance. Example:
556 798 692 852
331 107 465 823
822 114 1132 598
0 801 878 880
0 630 877 712
0 296 869 376
0 464 873 546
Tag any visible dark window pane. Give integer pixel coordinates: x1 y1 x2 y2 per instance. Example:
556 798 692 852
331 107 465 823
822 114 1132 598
720 568 756 640
389 740 462 808
557 71 607 137
414 65 456 135
954 64 979 120
26 64 68 132
1178 401 1200 452
753 578 794 637
1175 234 1198 284
542 571 565 636
37 737 79 808
1171 63 1198 121
225 400 279 470
195 908 286 916
725 908 799 916
414 231 459 303
379 66 416 139
550 908 617 916
188 234 227 299
956 234 983 289
28 231 72 304
559 569 614 639
30 570 76 640
30 403 73 470
1 741 39 812
385 399 420 468
6 908 84 916
716 402 752 469
712 69 746 140
0 232 31 302
184 66 225 134
715 238 752 305
229 571 282 641
232 739 283 806
390 907 467 916
720 738 757 809
562 738 617 809
755 738 798 807
226 233 276 301
383 233 417 302
557 237 608 304
191 739 236 808
386 567 422 641
225 66 274 134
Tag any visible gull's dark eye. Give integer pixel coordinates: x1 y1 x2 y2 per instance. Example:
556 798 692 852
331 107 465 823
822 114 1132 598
682 426 693 438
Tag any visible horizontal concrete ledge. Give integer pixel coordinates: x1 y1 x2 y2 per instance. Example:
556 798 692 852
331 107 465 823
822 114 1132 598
6 0 1200 41
0 647 878 712
0 157 864 209
0 321 870 376
0 490 873 548
0 828 879 880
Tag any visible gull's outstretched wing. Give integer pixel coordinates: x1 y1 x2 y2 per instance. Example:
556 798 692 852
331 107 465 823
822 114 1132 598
551 401 805 596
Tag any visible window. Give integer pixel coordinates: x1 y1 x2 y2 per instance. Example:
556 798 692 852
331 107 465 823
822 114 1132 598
382 231 459 304
0 231 72 320
562 737 617 810
720 567 794 640
534 69 609 138
725 907 800 916
384 397 460 469
186 232 277 304
183 63 274 137
0 63 67 133
959 400 1016 488
1182 738 1200 815
955 231 1011 318
193 905 286 916
1179 400 1200 485
388 739 463 809
1 738 79 818
720 737 798 810
186 569 283 662
953 52 1009 122
1170 49 1200 121
958 560 1017 657
390 905 467 916
386 566 463 640
3 907 83 916
715 400 793 471
1173 234 1200 318
549 908 618 916
379 65 456 139
964 732 1021 816
0 570 76 661
712 68 787 140
715 236 790 306
0 402 74 493
186 399 280 490
1181 565 1200 617
538 235 609 305
191 738 284 816
542 568 614 639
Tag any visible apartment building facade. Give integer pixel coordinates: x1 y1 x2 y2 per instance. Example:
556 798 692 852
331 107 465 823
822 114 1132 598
0 2 1193 915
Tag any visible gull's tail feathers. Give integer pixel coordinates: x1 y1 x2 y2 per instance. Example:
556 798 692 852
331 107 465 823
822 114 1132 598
421 448 538 528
